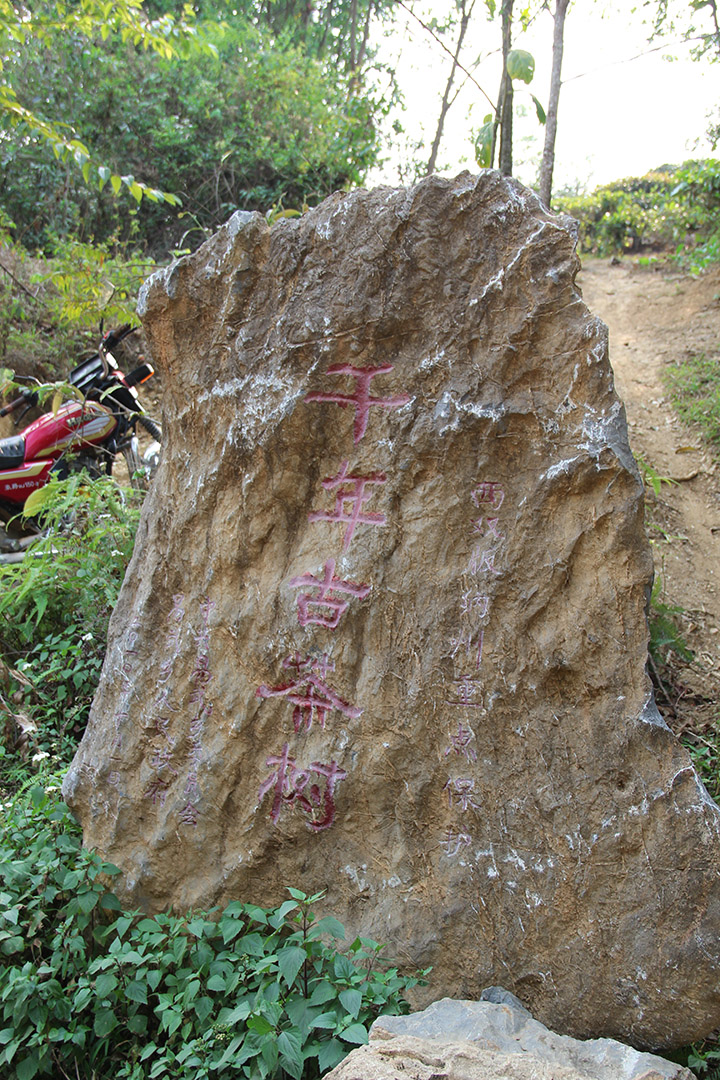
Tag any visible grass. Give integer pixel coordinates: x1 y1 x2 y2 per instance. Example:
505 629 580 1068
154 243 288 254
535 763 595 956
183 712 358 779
663 350 720 455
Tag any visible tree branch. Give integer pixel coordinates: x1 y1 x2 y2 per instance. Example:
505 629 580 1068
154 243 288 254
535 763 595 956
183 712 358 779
394 0 496 113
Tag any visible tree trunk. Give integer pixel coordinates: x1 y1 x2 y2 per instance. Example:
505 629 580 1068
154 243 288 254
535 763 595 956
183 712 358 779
538 0 570 207
497 0 514 176
425 0 474 175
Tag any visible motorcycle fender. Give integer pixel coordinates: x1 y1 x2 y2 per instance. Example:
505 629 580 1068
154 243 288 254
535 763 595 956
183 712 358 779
23 401 117 459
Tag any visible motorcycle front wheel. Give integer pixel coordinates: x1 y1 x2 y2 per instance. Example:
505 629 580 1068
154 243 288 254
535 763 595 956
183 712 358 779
121 436 147 492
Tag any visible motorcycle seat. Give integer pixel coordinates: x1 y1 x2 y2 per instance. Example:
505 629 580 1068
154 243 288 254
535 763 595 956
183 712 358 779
0 434 26 469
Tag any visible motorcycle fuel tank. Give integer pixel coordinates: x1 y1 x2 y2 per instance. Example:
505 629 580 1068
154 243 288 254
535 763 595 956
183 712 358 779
23 400 117 460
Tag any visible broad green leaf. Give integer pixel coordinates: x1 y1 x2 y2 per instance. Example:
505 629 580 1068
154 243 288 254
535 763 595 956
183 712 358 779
310 1010 340 1029
94 1008 118 1037
261 1036 279 1071
219 916 244 944
333 954 355 980
317 1038 347 1073
125 980 148 1004
218 1001 252 1026
215 1035 244 1070
339 1022 369 1045
238 931 265 956
77 889 99 914
309 981 337 1006
161 1009 183 1035
273 899 299 922
113 915 134 939
277 1029 304 1079
193 995 214 1023
286 998 319 1038
339 988 362 1018
247 1013 274 1036
110 175 123 195
507 49 535 84
95 972 118 997
51 390 63 415
16 1053 40 1080
309 915 345 940
100 893 122 911
277 945 306 986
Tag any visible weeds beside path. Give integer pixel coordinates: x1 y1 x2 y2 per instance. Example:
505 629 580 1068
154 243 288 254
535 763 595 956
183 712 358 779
580 257 720 766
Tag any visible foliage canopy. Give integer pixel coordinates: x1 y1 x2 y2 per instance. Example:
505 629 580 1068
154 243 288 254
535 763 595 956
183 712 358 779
0 1 389 254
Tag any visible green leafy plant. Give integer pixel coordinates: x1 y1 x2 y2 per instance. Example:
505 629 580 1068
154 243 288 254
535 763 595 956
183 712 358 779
0 789 423 1080
685 1042 720 1078
553 159 720 262
30 236 155 331
647 576 694 672
0 472 141 781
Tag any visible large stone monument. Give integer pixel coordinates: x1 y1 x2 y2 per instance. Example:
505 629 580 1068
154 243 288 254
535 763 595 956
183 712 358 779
63 173 720 1049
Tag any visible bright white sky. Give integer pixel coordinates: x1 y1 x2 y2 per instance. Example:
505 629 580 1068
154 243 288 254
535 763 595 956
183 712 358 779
370 0 720 192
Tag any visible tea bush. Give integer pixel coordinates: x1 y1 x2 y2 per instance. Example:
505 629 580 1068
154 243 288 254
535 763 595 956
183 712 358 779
0 790 422 1080
553 159 720 265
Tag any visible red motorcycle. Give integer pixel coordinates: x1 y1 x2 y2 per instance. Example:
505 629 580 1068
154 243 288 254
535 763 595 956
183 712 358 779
0 325 161 559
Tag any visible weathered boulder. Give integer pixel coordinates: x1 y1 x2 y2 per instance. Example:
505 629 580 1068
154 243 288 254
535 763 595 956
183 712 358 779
325 993 695 1080
63 172 720 1048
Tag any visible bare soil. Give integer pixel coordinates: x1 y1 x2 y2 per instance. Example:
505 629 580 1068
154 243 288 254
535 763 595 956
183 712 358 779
579 257 720 736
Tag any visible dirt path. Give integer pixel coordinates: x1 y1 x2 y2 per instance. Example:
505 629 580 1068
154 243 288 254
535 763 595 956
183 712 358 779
579 258 720 731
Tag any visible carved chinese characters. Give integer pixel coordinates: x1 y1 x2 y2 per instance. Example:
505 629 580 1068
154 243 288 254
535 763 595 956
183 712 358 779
255 364 407 830
64 173 720 1050
442 481 507 858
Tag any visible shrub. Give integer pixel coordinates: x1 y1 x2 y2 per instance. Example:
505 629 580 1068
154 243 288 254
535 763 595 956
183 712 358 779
0 790 423 1080
553 159 720 263
0 472 142 782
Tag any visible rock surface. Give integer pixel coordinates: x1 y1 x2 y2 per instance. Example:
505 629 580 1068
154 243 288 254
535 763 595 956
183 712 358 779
325 993 694 1080
63 172 720 1047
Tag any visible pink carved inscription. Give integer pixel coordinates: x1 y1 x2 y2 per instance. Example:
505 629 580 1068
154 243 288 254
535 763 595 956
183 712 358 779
444 776 481 813
472 516 504 541
178 801 199 827
471 481 504 509
450 628 484 669
143 776 169 805
442 826 473 857
290 558 371 629
460 592 491 618
305 363 410 443
308 460 387 552
259 743 347 831
468 546 501 576
446 675 484 708
444 722 477 763
257 653 362 733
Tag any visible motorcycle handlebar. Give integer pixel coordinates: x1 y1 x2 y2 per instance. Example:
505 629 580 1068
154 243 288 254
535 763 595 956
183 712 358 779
102 324 137 352
0 388 39 418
